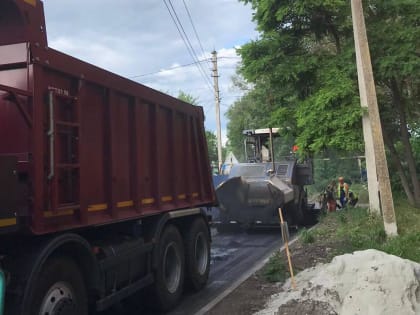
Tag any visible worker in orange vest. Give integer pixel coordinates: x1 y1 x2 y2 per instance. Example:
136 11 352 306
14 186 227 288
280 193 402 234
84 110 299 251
337 176 350 208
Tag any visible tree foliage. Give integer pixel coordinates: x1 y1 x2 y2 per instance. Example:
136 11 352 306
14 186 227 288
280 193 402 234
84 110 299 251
177 91 200 106
177 91 219 169
231 0 419 205
205 130 218 167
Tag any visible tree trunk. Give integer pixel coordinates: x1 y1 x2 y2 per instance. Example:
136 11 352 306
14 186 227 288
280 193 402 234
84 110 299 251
390 78 420 206
383 131 416 206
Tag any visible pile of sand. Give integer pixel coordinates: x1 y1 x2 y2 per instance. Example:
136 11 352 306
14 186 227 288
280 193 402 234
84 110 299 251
256 249 420 315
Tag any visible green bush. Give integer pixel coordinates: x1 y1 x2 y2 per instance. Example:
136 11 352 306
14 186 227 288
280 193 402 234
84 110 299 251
261 198 420 285
382 233 420 262
324 201 420 263
299 228 315 244
261 251 289 282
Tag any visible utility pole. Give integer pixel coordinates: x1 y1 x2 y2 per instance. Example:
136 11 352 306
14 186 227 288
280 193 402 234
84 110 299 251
212 50 223 173
351 0 397 236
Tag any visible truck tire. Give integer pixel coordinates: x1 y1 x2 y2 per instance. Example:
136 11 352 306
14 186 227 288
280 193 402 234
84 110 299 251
152 224 185 311
25 257 88 315
185 218 210 291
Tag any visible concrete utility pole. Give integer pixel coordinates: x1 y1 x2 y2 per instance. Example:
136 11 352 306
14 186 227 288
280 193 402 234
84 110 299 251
351 0 398 236
212 50 223 173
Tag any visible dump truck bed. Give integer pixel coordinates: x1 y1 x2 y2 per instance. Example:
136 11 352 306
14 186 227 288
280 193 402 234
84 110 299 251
0 0 215 235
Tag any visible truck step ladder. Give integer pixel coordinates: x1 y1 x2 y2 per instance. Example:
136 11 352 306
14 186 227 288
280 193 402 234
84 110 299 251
48 90 80 215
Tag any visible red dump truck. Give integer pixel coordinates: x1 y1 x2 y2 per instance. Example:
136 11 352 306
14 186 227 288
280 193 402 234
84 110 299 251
0 1 216 314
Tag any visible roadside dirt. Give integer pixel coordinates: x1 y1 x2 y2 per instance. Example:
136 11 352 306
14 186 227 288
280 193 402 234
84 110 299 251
205 273 282 315
276 299 337 315
206 226 344 315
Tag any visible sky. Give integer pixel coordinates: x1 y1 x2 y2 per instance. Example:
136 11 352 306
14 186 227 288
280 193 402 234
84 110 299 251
42 0 259 144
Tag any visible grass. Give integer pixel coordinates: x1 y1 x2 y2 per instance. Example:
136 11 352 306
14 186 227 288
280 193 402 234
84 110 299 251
298 227 315 244
394 198 420 235
260 251 289 283
261 198 420 283
349 183 369 203
311 199 420 262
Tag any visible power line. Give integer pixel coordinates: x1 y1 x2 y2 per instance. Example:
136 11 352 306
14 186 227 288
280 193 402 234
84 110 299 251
218 56 241 59
163 0 194 60
163 0 213 92
128 59 208 79
163 0 212 91
167 0 213 89
128 59 238 80
182 0 212 69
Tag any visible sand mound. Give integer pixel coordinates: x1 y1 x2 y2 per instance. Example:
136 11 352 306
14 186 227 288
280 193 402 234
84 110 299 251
256 249 420 315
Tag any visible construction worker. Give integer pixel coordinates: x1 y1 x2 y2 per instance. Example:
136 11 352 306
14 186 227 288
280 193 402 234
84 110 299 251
326 180 337 212
337 177 350 208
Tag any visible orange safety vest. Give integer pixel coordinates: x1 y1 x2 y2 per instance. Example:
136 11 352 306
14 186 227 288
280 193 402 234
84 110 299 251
337 183 348 198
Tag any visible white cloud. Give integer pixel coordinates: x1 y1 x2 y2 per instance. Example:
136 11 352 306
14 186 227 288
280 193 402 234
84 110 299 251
50 36 134 73
43 0 258 141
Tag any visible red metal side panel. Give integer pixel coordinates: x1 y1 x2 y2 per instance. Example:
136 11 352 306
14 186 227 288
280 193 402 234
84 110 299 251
174 112 187 205
111 93 131 212
0 95 29 156
28 71 216 233
136 102 155 212
157 106 172 205
0 43 32 165
0 0 216 235
80 84 106 213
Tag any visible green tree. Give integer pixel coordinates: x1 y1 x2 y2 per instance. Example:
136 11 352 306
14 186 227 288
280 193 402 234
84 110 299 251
177 91 220 170
234 0 419 205
226 81 272 160
237 0 363 155
205 130 218 167
365 1 420 206
177 91 199 105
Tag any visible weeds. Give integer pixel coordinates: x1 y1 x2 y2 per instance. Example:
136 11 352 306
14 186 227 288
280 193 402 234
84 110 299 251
261 251 289 282
263 198 420 283
382 233 420 262
299 228 315 244
393 198 420 235
317 201 420 263
337 212 348 224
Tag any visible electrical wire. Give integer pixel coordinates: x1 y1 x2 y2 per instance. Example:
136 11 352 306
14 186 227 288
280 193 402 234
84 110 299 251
128 59 209 79
167 0 213 89
128 57 237 79
218 56 241 59
182 0 212 69
163 0 213 92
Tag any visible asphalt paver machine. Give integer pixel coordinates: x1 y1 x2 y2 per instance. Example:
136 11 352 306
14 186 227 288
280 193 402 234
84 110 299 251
214 128 316 230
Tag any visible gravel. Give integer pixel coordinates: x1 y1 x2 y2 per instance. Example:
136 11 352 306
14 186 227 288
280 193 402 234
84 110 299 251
256 249 420 315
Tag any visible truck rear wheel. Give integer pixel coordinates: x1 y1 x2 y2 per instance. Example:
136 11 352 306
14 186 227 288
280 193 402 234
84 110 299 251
26 257 88 315
152 224 185 311
185 218 210 291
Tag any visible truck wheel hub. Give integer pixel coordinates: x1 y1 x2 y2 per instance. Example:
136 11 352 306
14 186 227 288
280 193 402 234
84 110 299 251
163 242 181 293
195 232 208 275
39 282 76 315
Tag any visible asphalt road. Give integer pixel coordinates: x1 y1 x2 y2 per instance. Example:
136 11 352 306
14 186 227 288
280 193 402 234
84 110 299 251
100 227 284 315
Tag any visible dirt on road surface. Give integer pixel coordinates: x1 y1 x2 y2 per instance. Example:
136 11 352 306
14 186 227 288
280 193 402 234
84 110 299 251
258 249 420 315
206 214 420 315
206 214 340 315
206 237 335 315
